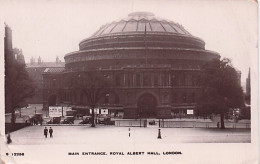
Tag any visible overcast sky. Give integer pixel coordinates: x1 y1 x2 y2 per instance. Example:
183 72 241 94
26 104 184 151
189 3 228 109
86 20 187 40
0 0 257 87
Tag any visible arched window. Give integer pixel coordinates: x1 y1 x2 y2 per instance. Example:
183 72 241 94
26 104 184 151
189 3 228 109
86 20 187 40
104 93 109 104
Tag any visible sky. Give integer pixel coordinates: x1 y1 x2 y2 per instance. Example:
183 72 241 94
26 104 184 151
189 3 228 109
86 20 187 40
0 0 257 88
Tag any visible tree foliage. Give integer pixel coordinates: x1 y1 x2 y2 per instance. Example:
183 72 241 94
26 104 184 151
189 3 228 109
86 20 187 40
5 60 35 130
72 71 112 127
197 58 244 128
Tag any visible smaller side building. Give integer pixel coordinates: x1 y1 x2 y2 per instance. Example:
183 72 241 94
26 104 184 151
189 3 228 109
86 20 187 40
26 57 65 104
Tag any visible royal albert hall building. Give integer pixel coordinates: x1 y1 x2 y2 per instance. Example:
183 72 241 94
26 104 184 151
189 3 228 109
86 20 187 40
43 12 220 119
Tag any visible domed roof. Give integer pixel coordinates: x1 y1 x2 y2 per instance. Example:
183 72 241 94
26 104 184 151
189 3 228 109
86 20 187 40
91 12 191 37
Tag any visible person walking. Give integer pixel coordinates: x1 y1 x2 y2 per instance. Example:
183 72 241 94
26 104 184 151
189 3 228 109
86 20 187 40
7 132 12 144
217 122 220 128
49 127 53 138
44 127 48 138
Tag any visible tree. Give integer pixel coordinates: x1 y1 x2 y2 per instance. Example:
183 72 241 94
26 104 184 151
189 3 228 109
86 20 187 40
73 71 112 127
197 58 244 129
5 25 35 131
5 60 35 131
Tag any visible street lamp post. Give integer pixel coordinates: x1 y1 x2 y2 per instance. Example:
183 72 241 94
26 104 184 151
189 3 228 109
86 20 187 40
157 129 162 139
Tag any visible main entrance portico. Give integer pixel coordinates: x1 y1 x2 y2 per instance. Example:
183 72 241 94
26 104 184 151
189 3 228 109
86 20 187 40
137 93 157 118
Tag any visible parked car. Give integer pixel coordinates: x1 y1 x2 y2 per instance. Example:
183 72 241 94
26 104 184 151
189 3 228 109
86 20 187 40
104 117 115 125
97 117 105 124
97 116 114 125
47 117 61 124
34 113 43 125
61 116 75 124
79 116 91 124
149 120 156 125
29 113 43 125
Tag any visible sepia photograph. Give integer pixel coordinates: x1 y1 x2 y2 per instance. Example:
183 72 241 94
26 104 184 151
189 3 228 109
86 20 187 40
0 0 258 163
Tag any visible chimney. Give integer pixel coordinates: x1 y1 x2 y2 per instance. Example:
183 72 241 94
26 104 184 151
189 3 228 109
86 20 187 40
56 56 59 64
38 56 41 64
30 57 34 65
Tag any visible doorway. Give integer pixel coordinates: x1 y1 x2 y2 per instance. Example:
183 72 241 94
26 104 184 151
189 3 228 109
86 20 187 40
137 93 157 118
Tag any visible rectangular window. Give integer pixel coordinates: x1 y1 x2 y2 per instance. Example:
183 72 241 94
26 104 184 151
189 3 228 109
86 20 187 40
128 73 133 87
115 74 120 86
136 74 140 87
154 74 158 87
143 73 151 87
171 74 176 86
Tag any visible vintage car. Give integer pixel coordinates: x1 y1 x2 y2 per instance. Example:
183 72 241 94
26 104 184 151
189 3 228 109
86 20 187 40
79 116 92 124
47 117 61 124
61 116 75 124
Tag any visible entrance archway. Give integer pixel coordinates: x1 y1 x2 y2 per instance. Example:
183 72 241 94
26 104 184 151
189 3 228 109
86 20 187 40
137 93 157 118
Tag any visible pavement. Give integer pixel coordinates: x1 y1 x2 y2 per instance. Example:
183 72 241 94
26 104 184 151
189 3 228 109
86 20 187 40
9 104 251 144
1 125 252 164
7 125 250 144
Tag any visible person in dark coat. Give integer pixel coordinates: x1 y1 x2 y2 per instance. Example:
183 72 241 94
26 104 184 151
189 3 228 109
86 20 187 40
217 122 220 128
44 127 48 138
7 132 12 144
49 127 53 138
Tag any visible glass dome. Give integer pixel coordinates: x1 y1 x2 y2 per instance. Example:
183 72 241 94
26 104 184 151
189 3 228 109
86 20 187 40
91 12 191 37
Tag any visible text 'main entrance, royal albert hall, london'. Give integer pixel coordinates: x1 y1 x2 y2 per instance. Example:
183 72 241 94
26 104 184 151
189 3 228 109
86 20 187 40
43 12 220 119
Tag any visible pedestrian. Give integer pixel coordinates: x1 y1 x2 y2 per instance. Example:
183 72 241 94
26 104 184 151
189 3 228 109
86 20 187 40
7 132 12 144
44 127 48 138
39 117 43 126
217 122 220 128
49 127 53 138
